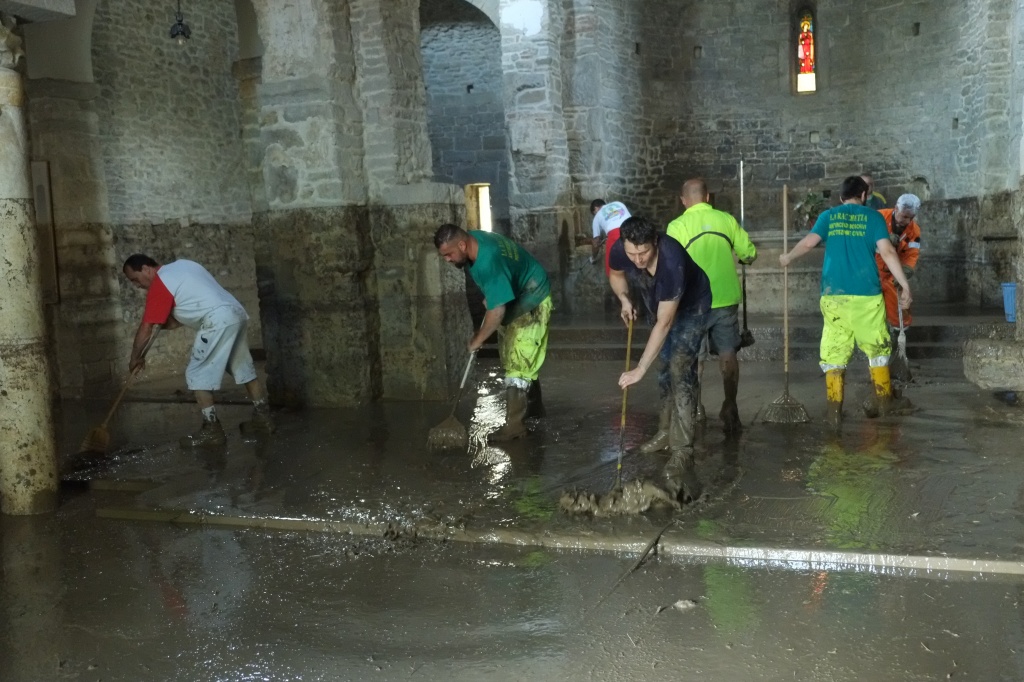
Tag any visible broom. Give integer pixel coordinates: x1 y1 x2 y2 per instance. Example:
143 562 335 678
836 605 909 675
427 350 477 451
79 325 162 454
762 185 811 424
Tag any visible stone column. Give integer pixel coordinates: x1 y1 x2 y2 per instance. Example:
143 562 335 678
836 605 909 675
249 0 380 408
0 16 58 515
350 0 433 195
499 0 574 277
370 184 472 400
351 0 471 399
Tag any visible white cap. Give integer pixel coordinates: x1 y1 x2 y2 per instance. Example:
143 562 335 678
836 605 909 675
895 193 921 214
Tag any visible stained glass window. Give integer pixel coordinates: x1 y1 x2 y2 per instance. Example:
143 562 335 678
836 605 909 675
796 9 816 93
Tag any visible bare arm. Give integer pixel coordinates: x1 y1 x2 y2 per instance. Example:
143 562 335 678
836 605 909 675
876 239 912 307
591 237 603 261
619 298 679 389
779 232 823 267
469 305 506 352
129 322 157 373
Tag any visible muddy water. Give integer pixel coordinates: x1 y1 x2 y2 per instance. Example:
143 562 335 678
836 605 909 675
8 356 1024 679
55 357 1024 564
3 503 1024 682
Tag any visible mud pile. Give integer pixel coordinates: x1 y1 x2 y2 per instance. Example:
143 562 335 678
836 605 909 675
559 479 680 516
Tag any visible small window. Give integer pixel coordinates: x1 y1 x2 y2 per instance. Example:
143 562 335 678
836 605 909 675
796 9 816 93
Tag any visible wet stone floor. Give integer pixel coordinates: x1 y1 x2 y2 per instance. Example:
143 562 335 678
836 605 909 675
3 505 1024 681
4 356 1024 679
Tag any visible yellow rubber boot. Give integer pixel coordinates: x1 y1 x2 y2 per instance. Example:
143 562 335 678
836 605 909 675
866 365 912 417
870 365 892 400
825 369 844 430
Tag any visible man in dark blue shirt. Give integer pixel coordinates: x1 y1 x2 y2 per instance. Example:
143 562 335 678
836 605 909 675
609 217 712 502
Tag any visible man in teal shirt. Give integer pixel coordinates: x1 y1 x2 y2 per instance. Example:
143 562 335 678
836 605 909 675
779 176 912 429
434 224 552 441
667 178 757 434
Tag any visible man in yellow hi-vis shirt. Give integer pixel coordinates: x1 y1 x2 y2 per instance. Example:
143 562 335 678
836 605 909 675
658 178 757 437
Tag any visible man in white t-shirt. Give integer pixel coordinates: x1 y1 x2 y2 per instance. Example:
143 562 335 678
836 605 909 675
590 199 632 277
122 254 274 447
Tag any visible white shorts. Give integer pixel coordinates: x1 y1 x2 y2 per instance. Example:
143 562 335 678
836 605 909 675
184 305 258 391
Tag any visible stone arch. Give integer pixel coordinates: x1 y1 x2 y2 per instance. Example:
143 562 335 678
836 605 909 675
234 0 264 59
420 0 510 233
458 0 498 28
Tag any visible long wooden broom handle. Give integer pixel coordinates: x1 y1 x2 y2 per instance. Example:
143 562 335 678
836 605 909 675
782 185 790 387
616 317 635 486
621 317 634 426
101 325 162 426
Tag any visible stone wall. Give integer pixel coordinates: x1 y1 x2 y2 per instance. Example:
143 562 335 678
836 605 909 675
91 0 250 224
24 0 260 397
562 1 644 215
351 0 433 196
557 0 1019 313
25 78 122 399
253 206 380 407
421 0 510 232
634 1 981 230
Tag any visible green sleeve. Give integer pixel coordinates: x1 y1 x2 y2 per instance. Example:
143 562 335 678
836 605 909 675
731 217 757 262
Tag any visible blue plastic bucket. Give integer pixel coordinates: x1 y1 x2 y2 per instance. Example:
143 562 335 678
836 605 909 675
1002 282 1017 323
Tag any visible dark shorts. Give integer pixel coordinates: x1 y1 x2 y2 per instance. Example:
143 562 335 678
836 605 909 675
698 305 741 361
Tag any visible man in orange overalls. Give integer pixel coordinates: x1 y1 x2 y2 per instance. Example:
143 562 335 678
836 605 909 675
875 194 921 380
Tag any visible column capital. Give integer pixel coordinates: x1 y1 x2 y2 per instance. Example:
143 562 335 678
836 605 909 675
0 14 25 70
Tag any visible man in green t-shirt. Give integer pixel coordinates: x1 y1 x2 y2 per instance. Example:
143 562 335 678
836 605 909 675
434 224 552 441
666 178 757 435
779 176 912 430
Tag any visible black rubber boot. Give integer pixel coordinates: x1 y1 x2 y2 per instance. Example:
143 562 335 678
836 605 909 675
660 448 702 505
490 387 529 442
638 400 672 454
180 418 226 448
526 380 546 419
239 403 276 437
720 399 741 434
669 390 697 453
659 389 700 503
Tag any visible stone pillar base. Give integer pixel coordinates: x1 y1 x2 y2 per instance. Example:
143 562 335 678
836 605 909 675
0 199 58 515
964 338 1024 390
373 183 471 400
255 206 380 408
